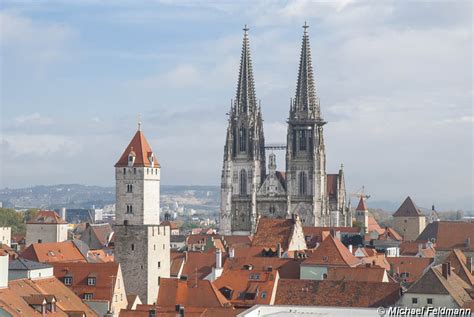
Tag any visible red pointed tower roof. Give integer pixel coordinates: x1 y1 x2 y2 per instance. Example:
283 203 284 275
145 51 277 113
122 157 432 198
356 196 368 211
115 128 159 168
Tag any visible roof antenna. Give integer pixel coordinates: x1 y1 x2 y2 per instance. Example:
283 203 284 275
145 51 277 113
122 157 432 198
137 113 142 131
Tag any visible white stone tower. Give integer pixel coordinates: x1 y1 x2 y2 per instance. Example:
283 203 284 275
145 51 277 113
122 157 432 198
355 196 369 233
286 23 328 226
114 124 170 304
220 26 266 235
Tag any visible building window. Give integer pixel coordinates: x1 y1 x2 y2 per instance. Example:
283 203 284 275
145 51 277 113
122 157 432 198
427 298 433 305
84 293 93 300
64 277 72 286
239 125 247 152
261 291 267 299
154 244 156 251
158 261 161 268
131 244 135 251
87 277 96 286
412 298 418 304
298 171 307 196
232 127 237 156
158 276 161 285
240 169 247 195
126 204 133 214
133 168 136 174
322 273 328 280
126 184 133 193
299 130 307 151
123 168 126 174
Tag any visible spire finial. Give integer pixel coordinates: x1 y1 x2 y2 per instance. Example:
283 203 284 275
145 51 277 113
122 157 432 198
303 21 309 34
243 24 249 36
137 113 142 131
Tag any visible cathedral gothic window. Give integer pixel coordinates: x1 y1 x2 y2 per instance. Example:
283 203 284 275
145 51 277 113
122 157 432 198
239 125 247 152
298 171 307 196
240 169 247 195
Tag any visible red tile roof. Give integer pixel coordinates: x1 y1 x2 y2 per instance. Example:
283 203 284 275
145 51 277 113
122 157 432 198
0 277 98 317
252 217 305 251
27 210 67 224
367 216 384 234
356 196 368 211
399 241 435 257
181 251 220 280
213 265 279 307
303 235 360 267
407 264 472 307
393 196 423 217
386 256 434 284
157 278 230 308
160 220 178 230
444 249 474 286
327 266 388 283
223 256 302 279
21 241 87 263
417 221 474 251
303 226 360 249
115 130 159 168
275 279 401 307
51 262 120 302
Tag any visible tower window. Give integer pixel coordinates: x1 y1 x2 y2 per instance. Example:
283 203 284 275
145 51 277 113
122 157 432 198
158 261 161 268
123 168 126 174
240 169 247 195
298 171 307 196
232 127 237 156
126 184 133 193
126 204 133 214
299 130 307 151
131 244 135 251
239 125 247 152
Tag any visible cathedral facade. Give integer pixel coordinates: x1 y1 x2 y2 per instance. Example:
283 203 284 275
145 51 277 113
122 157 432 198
220 25 350 235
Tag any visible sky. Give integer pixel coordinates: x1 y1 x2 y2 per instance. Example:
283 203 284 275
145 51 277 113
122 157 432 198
0 0 472 210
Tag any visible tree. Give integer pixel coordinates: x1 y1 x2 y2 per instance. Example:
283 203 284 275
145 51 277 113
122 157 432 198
0 208 25 234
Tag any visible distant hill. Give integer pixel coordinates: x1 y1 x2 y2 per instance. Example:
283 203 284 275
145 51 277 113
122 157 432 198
0 184 220 210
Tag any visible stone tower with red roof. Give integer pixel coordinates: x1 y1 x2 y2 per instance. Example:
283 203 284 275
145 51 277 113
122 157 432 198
114 125 170 304
393 196 426 241
355 196 369 233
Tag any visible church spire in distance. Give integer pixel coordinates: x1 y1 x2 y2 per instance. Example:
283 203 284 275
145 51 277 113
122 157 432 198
234 25 257 114
292 22 322 120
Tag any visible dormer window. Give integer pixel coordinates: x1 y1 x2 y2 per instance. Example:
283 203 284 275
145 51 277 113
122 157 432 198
148 152 154 166
84 293 93 300
87 277 96 286
128 150 136 167
64 276 72 285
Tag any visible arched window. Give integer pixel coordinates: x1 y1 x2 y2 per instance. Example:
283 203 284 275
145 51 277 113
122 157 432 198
232 127 237 156
299 130 307 151
240 169 247 195
298 171 307 196
239 125 247 152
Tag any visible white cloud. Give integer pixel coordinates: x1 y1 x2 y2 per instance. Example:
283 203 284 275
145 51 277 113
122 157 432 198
0 11 73 68
2 134 81 157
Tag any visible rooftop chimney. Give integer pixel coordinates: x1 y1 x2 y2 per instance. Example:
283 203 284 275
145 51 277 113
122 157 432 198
215 249 222 269
277 243 282 258
442 263 451 279
0 254 8 288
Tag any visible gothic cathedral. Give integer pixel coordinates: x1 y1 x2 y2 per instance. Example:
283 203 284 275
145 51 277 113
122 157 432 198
220 25 350 235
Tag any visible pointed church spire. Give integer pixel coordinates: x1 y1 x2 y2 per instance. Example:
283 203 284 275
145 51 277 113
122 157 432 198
235 25 257 114
292 22 321 120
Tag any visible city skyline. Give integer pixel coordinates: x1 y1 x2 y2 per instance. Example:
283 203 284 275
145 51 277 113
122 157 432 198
1 1 472 211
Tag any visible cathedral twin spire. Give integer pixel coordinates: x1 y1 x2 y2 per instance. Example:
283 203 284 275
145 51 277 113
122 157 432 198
234 25 258 115
292 22 322 121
